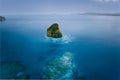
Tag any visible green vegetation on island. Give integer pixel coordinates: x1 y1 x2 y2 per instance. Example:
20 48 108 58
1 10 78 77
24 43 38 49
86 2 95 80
47 23 63 38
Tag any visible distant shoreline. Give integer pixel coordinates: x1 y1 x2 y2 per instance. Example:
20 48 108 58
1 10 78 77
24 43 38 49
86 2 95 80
79 13 120 16
0 16 6 21
0 13 120 16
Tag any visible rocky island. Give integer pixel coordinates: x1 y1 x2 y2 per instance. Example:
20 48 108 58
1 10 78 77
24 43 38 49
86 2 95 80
0 16 6 22
47 23 63 38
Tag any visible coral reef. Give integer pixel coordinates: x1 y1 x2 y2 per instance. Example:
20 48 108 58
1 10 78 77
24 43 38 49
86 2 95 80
42 52 75 79
0 61 29 79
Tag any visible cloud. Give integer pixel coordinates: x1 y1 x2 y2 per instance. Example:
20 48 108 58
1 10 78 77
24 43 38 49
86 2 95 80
93 0 120 2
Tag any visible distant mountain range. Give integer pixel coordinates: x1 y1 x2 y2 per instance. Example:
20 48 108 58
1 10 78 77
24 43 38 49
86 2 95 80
78 13 120 16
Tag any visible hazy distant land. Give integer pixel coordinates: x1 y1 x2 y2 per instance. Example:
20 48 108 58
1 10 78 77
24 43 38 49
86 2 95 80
0 16 6 21
78 13 120 16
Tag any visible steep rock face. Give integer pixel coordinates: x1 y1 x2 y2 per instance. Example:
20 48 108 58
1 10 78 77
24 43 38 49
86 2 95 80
47 23 63 38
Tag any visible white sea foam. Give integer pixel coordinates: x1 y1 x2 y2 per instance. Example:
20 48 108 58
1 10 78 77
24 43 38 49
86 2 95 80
45 34 74 44
61 35 73 44
42 51 75 79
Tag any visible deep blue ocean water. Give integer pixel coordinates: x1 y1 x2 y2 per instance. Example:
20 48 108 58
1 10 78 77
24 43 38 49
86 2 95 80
0 14 120 80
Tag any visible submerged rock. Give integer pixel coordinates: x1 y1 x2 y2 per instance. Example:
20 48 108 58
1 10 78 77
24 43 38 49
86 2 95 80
47 23 63 38
0 61 29 79
0 16 5 22
42 52 75 79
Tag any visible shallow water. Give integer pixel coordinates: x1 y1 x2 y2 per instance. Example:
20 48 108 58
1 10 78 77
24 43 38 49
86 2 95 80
0 14 120 80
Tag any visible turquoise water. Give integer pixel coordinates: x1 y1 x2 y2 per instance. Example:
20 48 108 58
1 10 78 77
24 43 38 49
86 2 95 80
0 14 120 80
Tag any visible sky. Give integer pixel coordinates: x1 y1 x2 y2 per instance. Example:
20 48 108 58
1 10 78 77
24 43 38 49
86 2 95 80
0 0 120 14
